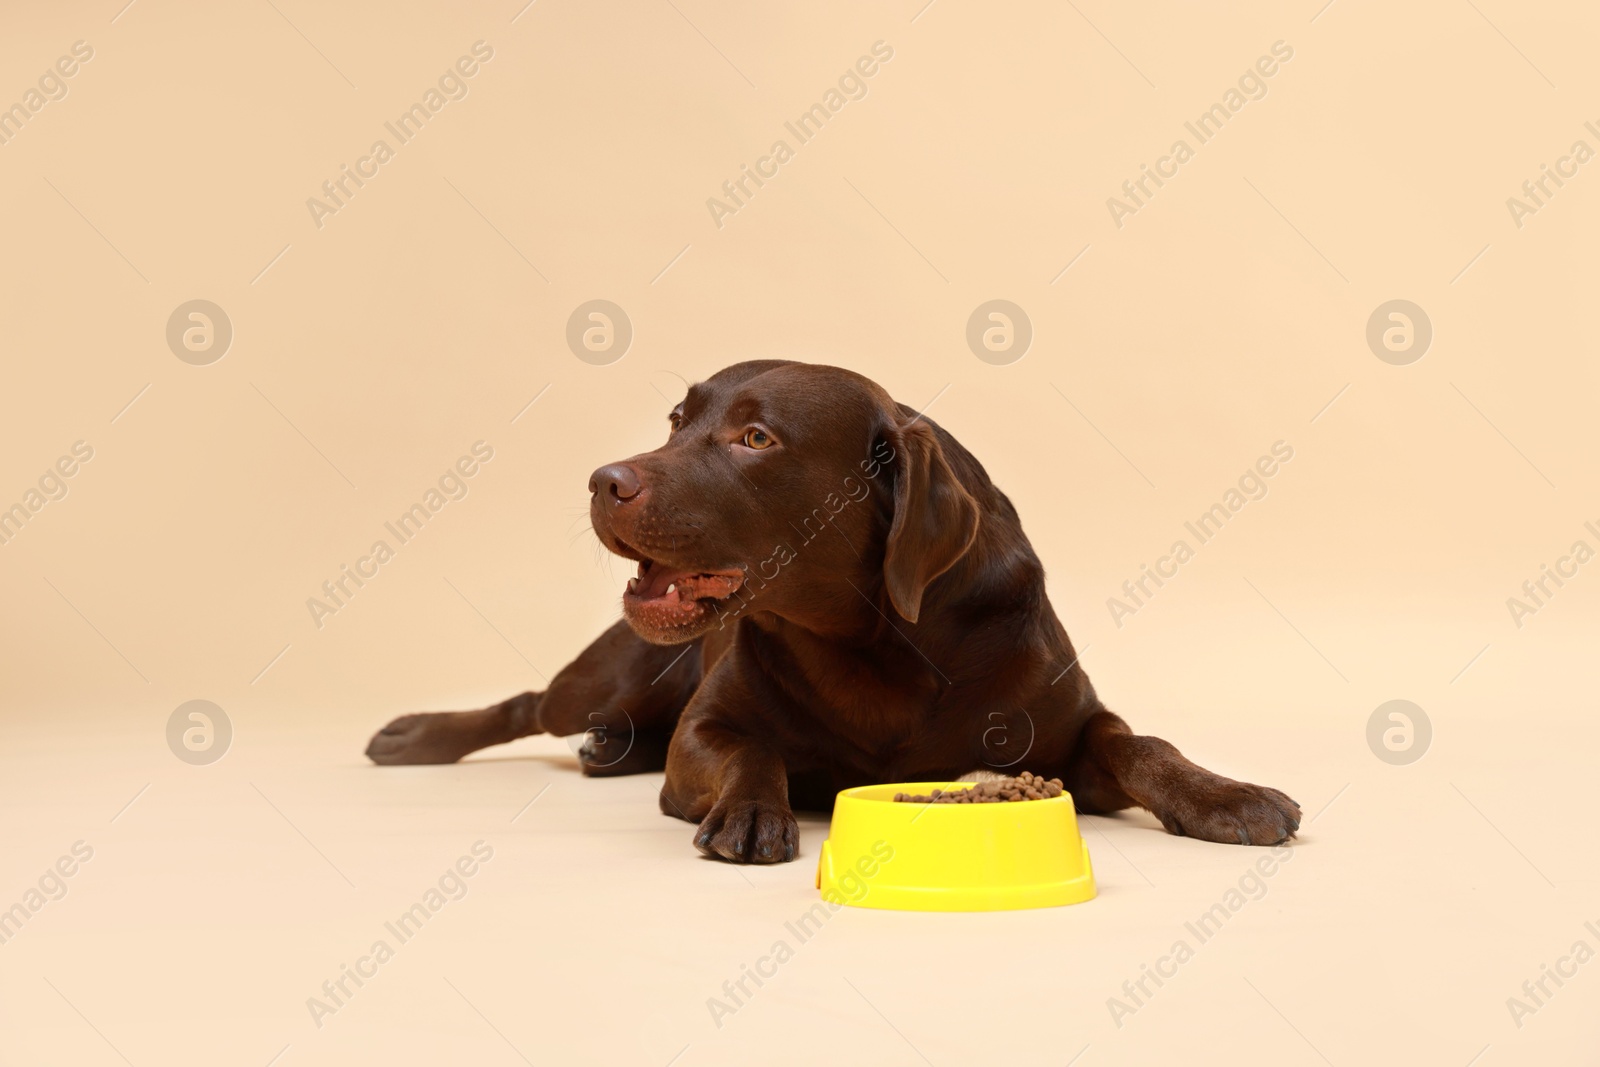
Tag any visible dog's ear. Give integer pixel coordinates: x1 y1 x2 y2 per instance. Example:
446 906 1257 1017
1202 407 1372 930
882 418 980 623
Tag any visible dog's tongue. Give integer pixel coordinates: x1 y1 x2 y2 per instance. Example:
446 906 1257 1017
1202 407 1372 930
627 561 744 603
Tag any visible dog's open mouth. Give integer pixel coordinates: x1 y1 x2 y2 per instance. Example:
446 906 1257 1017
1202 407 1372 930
621 558 745 637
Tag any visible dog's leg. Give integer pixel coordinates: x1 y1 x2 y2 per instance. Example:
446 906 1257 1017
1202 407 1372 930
659 690 799 864
1063 709 1301 846
365 620 699 772
572 724 676 778
364 691 542 766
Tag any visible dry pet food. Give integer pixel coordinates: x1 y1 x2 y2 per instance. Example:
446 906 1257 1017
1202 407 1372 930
893 772 1064 804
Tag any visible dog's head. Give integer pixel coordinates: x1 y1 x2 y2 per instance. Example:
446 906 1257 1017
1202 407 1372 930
589 361 980 644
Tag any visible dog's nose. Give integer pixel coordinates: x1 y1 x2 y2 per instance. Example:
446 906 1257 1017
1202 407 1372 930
589 463 643 502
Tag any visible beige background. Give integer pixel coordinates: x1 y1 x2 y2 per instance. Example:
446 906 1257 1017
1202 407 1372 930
2 0 1597 1063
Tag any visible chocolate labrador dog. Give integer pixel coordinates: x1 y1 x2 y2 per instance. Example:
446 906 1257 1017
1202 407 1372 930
366 360 1300 863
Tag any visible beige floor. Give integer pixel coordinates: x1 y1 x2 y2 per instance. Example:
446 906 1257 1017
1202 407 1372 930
5 646 1597 1066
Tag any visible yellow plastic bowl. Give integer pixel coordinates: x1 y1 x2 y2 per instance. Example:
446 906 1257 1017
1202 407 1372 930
816 782 1096 912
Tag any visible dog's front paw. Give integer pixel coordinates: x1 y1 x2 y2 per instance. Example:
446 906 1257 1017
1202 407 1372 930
365 713 477 765
1157 779 1301 846
693 799 799 864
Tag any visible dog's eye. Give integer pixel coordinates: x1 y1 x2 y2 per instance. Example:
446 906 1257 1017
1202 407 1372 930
668 413 683 432
741 428 774 450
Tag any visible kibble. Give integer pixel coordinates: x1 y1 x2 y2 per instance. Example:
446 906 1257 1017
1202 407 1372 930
893 771 1064 804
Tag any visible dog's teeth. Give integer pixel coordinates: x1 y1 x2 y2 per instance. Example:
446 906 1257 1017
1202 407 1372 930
666 583 676 595
627 578 638 594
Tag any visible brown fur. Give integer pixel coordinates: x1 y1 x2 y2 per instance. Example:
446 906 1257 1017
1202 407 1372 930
367 361 1300 863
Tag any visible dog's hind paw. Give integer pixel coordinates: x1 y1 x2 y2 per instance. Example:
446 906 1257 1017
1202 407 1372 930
1156 779 1301 846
